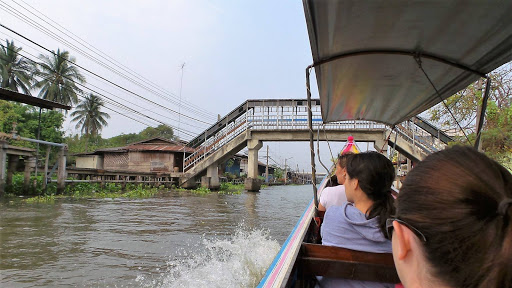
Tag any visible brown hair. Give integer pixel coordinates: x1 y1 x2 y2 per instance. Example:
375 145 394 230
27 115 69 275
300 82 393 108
345 151 396 238
397 146 512 288
337 152 353 169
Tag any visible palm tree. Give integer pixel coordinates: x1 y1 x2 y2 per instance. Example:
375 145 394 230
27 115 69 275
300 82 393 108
33 49 85 106
71 94 110 152
0 40 33 94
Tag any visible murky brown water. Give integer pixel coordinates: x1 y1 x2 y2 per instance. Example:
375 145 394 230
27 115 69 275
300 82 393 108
0 185 312 287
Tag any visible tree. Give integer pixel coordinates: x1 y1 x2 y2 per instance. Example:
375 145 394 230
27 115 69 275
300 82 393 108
0 100 64 147
70 94 110 152
33 49 85 106
428 62 512 167
139 124 175 140
0 40 33 94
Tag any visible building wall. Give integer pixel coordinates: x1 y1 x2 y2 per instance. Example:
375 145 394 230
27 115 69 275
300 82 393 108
128 151 175 173
240 159 248 175
104 153 129 170
223 159 241 176
76 155 103 169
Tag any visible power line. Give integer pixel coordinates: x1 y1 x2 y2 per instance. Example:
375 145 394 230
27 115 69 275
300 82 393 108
0 22 213 126
2 0 218 122
0 31 207 133
1 40 196 140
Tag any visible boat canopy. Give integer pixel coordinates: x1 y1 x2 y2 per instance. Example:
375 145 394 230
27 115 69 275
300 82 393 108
304 0 512 125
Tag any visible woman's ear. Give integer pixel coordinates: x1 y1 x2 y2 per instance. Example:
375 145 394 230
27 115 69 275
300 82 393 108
393 221 412 260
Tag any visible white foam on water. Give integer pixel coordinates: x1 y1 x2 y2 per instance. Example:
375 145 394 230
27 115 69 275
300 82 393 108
138 227 280 288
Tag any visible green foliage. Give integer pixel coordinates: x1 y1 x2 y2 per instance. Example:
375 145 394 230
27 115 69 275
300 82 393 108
0 101 64 147
70 94 110 151
5 174 58 196
139 124 175 140
273 167 283 180
23 195 56 204
191 186 211 195
0 40 33 94
33 49 86 106
64 124 176 155
428 63 512 167
219 182 244 194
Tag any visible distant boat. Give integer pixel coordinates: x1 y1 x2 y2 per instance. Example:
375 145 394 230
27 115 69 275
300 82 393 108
258 0 512 287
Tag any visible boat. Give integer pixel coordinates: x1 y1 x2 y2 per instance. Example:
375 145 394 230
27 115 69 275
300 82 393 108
258 1 512 287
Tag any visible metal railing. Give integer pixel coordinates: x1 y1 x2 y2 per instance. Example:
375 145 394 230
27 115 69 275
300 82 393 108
394 120 447 155
184 100 446 172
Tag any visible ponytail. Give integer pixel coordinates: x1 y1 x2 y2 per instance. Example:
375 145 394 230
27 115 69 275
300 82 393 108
368 191 395 239
345 152 396 238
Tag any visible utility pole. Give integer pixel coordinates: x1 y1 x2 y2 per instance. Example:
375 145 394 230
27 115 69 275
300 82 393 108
266 145 269 183
284 158 287 184
284 156 293 184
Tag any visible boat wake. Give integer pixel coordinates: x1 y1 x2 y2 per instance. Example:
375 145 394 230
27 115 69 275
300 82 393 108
137 227 280 288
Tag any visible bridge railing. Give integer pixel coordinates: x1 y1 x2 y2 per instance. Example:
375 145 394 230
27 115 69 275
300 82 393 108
183 100 446 172
184 112 248 171
394 120 447 155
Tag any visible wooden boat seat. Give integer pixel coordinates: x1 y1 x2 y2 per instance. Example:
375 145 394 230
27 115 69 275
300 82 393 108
300 243 400 283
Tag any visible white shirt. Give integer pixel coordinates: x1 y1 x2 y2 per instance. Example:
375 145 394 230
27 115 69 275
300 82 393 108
319 185 347 210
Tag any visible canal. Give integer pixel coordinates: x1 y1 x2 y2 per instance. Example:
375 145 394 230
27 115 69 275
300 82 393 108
0 185 312 287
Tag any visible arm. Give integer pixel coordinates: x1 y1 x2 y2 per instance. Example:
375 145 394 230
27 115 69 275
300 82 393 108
318 203 326 211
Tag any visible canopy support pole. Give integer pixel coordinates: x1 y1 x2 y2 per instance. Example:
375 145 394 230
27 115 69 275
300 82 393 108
306 66 318 212
474 78 491 151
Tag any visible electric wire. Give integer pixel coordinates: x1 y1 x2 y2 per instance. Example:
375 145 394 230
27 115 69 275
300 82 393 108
0 22 213 126
2 39 199 137
2 0 218 122
1 41 197 140
0 31 206 132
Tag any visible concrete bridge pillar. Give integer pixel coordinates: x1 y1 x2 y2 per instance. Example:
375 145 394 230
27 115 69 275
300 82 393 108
7 154 19 186
245 139 263 192
0 141 7 196
57 146 67 194
24 156 36 193
206 163 220 190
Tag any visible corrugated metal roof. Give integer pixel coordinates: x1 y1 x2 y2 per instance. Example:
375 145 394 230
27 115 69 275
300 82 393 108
126 144 195 153
304 0 512 125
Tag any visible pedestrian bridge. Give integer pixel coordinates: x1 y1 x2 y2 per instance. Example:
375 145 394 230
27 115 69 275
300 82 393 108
180 99 452 191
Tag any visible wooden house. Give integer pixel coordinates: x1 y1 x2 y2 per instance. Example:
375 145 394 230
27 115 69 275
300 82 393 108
74 137 195 173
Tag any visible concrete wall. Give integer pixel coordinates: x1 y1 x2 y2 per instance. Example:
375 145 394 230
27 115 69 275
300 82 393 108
76 155 104 169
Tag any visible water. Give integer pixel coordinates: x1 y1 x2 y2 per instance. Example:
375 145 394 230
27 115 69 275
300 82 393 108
0 185 313 287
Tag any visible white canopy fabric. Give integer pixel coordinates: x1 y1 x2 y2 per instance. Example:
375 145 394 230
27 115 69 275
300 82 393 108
304 0 512 125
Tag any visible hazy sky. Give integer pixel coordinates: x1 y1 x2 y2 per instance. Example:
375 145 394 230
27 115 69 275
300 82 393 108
0 0 373 171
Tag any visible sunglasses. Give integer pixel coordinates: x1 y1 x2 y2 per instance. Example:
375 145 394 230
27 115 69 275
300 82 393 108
386 218 427 242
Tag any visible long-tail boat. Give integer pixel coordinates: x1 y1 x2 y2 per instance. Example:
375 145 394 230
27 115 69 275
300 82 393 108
258 1 512 287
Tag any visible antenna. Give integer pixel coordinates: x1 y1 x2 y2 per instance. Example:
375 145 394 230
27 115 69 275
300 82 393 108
178 62 186 140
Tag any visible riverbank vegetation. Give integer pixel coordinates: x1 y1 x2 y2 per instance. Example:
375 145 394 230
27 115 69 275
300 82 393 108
4 173 251 203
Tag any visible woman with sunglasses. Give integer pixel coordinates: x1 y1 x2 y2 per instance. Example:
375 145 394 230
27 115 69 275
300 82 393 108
319 151 396 288
389 146 512 288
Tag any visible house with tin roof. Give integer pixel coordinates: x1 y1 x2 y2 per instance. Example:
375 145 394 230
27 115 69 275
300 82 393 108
74 137 195 173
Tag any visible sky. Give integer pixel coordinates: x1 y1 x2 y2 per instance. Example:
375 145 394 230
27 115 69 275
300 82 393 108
0 0 374 171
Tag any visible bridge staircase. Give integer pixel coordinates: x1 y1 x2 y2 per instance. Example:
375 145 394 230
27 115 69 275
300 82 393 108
388 116 452 162
180 99 450 188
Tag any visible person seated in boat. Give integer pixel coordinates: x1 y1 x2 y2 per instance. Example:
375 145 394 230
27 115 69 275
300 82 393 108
319 151 396 288
318 152 352 212
389 146 512 288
